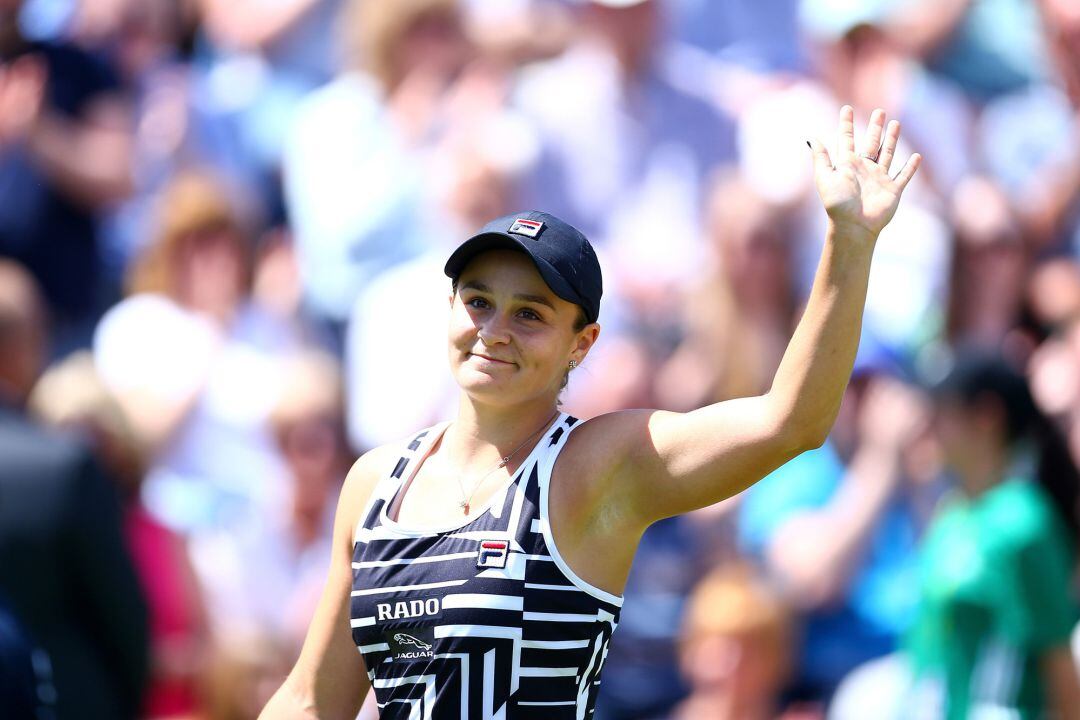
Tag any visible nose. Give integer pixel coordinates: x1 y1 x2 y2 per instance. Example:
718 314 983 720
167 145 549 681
477 312 511 346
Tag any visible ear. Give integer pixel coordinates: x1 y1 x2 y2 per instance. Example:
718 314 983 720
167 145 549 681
571 322 601 365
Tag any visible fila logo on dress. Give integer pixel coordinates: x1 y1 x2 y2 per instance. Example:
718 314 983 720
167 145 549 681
477 539 509 568
508 218 543 238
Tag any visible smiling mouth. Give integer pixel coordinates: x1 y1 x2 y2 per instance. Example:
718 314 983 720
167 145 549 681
469 352 514 365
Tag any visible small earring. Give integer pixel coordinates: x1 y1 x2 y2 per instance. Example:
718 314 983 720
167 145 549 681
569 360 578 369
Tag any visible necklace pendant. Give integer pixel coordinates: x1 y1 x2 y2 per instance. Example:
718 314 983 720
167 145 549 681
460 500 470 514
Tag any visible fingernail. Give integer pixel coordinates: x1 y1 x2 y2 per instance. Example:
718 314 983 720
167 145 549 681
806 140 811 148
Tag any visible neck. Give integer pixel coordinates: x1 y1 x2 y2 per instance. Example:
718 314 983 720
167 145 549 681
447 392 560 473
957 444 1008 499
679 688 771 720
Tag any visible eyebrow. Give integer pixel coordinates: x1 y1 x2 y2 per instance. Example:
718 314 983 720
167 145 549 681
459 280 557 310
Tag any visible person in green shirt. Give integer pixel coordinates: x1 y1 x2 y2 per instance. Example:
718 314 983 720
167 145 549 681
909 354 1080 719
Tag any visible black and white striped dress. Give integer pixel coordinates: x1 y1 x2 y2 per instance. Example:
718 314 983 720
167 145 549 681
350 413 623 719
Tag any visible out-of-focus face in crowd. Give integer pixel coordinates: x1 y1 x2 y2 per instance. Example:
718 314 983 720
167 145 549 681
585 0 661 77
128 172 251 325
676 565 791 718
708 175 792 317
346 0 470 92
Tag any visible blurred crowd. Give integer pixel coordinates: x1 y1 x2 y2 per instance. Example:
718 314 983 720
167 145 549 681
0 0 1079 718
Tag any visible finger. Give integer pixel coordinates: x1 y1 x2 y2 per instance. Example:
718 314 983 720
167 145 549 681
807 138 833 174
860 108 886 160
893 152 922 190
878 119 901 171
838 104 856 159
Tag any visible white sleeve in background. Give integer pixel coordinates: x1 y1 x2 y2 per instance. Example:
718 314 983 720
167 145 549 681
92 294 219 401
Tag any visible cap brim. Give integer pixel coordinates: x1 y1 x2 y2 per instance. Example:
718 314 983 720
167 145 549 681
444 232 585 310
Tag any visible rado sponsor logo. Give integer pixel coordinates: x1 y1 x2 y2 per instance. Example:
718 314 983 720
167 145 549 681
376 597 442 622
385 626 435 662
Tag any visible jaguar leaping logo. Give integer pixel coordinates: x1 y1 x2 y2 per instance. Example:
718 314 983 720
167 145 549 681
394 633 432 651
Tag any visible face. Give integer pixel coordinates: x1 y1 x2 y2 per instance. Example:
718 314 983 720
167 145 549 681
933 394 1005 474
448 249 598 407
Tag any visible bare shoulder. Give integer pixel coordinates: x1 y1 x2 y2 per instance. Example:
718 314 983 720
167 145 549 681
555 409 659 508
561 408 661 470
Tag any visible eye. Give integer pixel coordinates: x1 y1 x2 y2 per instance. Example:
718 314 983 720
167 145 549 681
517 308 542 321
466 296 490 309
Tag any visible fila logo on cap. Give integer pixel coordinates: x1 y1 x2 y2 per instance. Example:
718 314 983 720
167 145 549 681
508 218 543 238
477 539 510 568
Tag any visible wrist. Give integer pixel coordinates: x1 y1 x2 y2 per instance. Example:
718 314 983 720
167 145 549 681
826 219 879 247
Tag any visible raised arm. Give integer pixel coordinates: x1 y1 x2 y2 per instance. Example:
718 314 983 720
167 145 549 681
578 106 921 528
259 447 395 720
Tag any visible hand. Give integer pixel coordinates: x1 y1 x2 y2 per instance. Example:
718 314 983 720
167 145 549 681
808 106 921 240
0 56 45 146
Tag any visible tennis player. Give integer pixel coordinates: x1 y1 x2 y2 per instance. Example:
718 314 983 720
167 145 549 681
259 105 921 719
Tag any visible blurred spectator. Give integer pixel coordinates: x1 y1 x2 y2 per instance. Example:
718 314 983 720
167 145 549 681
907 354 1080 719
670 0 806 73
738 372 937 707
191 349 348 654
515 0 736 305
664 564 793 720
191 349 349 717
189 0 344 203
883 0 1045 101
657 171 799 411
0 260 148 720
0 0 134 354
801 0 973 196
0 588 53 720
283 0 471 327
93 171 297 534
345 97 537 450
976 0 1080 254
595 515 719 720
29 352 211 720
943 176 1029 352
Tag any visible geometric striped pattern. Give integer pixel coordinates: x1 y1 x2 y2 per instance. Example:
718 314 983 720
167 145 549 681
351 413 623 718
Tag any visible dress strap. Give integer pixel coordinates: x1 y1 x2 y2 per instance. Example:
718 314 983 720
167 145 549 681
352 421 450 542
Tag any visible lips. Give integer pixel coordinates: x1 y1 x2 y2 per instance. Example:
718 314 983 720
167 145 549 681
469 352 514 365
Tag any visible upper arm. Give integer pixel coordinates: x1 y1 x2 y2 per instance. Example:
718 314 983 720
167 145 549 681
579 393 812 529
270 446 395 719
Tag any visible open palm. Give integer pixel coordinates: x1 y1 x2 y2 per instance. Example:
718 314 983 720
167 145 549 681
810 106 922 239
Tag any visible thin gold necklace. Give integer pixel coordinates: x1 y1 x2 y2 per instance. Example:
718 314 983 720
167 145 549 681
450 411 559 515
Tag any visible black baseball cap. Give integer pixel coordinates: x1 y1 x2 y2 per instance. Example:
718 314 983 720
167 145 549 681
444 210 603 323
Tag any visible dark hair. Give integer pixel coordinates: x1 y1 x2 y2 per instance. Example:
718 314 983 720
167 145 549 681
936 352 1080 546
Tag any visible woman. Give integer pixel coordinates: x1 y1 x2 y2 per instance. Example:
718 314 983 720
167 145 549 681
260 106 921 718
666 564 793 720
907 354 1080 719
94 171 298 533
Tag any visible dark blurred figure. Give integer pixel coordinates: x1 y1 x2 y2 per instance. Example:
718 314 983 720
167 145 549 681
908 354 1080 719
0 587 53 720
0 260 148 719
0 0 133 353
29 353 211 720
